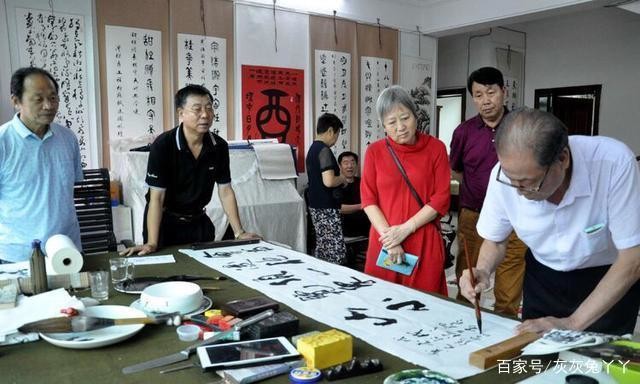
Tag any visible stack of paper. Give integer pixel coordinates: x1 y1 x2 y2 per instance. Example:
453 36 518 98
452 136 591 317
0 288 84 345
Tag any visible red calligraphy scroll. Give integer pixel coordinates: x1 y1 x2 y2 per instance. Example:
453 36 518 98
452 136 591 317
241 65 305 171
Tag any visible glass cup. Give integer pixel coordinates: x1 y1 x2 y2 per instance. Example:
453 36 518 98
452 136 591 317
90 270 109 301
109 257 135 284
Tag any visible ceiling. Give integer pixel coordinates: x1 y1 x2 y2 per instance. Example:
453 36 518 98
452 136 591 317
376 0 640 36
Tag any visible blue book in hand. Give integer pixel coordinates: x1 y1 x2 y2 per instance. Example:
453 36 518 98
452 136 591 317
376 249 418 276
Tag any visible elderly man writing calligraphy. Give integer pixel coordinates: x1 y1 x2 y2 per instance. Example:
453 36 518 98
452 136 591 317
460 107 640 335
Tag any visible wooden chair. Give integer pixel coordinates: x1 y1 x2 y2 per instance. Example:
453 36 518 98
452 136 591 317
74 169 117 254
344 235 368 271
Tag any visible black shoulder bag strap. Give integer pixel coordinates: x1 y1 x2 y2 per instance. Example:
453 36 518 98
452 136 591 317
385 138 425 208
385 138 448 265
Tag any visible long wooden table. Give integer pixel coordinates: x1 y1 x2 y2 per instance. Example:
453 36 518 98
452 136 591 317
0 248 537 383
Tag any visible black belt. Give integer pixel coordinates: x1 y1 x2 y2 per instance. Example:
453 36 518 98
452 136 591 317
164 209 206 223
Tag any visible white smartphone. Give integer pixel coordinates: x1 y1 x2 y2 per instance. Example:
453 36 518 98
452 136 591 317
196 336 300 371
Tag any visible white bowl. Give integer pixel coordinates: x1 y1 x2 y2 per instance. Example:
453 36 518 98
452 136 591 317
139 282 203 314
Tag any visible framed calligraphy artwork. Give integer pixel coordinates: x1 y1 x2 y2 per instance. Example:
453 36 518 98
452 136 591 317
105 25 163 141
314 50 351 156
15 7 96 168
401 55 434 134
177 33 227 139
496 48 524 111
241 65 305 171
360 56 392 163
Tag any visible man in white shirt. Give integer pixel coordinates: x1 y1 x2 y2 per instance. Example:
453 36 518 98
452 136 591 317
459 107 640 335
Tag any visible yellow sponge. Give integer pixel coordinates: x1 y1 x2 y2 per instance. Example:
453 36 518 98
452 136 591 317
204 309 222 318
296 329 352 369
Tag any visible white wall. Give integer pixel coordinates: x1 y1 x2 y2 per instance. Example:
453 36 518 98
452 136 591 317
437 28 525 119
436 33 468 92
419 0 597 35
438 7 640 153
513 7 640 153
241 0 426 32
242 0 601 36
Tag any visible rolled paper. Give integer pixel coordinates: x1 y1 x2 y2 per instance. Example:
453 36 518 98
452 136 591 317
44 234 84 275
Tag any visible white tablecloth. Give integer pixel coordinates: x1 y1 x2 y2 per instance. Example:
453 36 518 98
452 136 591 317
114 149 306 252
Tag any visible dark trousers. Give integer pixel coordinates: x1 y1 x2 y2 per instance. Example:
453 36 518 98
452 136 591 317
143 205 215 247
523 249 640 335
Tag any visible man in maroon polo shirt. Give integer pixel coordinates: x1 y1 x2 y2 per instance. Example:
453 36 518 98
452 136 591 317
449 67 526 316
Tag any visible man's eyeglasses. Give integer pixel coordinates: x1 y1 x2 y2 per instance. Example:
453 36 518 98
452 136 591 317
495 163 551 193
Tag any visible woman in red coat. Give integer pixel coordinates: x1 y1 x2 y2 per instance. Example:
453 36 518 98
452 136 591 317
361 85 450 294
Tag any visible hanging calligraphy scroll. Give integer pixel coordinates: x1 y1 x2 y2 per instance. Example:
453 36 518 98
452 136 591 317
15 7 95 168
503 76 521 111
360 56 392 163
105 25 163 141
180 241 520 379
401 55 434 134
314 50 351 156
241 65 305 171
496 48 524 111
177 33 228 139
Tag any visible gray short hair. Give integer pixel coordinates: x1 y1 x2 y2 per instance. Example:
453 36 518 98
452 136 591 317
376 85 419 123
496 107 569 167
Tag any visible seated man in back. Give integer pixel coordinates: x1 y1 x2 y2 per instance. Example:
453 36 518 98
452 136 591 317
338 151 370 238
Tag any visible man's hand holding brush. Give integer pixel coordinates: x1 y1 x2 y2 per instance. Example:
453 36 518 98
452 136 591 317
459 237 488 334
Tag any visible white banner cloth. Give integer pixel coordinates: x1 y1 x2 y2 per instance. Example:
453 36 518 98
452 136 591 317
180 241 520 379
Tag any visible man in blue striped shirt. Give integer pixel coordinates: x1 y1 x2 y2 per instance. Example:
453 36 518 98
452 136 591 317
0 67 83 262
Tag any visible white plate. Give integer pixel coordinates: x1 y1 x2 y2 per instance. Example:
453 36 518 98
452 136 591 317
130 296 212 317
39 305 146 349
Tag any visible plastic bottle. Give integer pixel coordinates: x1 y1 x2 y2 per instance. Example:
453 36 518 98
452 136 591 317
29 239 48 294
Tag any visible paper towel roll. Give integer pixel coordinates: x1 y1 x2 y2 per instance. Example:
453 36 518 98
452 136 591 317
44 234 84 275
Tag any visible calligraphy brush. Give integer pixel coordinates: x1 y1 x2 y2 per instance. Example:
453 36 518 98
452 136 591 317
18 313 178 333
463 237 482 334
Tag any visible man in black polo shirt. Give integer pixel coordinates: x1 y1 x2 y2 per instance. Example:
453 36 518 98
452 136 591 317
337 151 370 237
123 85 257 255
